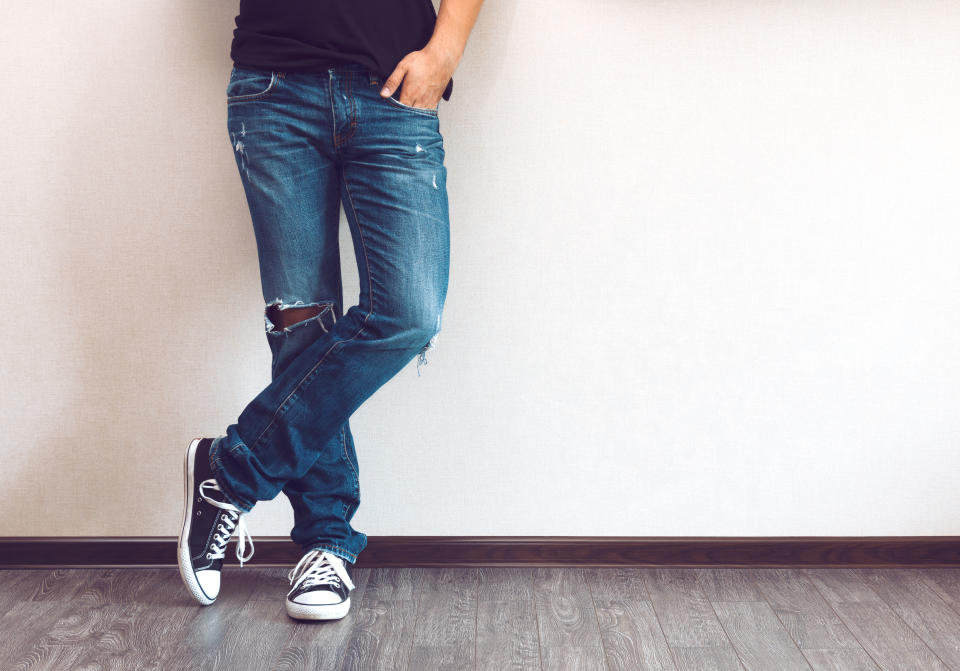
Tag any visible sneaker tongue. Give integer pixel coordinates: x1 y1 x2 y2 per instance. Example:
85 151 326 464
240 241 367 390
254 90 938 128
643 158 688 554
198 478 238 513
197 439 218 480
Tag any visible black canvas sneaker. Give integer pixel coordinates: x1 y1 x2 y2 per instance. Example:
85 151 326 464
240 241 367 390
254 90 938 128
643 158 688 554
178 437 254 605
285 549 356 620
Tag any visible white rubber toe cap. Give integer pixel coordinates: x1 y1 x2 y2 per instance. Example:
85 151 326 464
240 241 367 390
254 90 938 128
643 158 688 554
291 590 340 605
196 570 221 600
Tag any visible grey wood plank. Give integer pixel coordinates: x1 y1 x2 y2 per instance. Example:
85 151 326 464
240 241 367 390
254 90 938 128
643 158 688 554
476 568 540 671
53 569 196 671
477 598 542 671
0 602 82 671
273 567 370 671
208 590 299 671
6 569 169 671
477 565 535 601
710 601 812 671
404 567 479 671
108 569 204 671
158 565 273 670
915 569 960 615
803 568 949 671
586 568 676 671
696 569 810 671
852 569 960 669
359 566 423 601
695 568 767 603
341 568 426 671
52 568 166 610
753 569 875 653
0 570 47 612
641 568 743 671
342 598 417 671
800 648 888 671
667 646 747 671
532 568 606 649
533 567 609 670
26 568 92 602
753 569 879 671
541 644 608 670
0 569 93 671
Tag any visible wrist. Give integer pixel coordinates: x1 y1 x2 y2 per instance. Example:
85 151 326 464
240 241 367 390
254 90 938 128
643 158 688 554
424 39 462 72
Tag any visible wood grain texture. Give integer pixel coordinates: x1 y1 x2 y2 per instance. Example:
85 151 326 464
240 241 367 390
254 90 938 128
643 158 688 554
2 567 960 670
158 566 276 670
341 567 424 671
0 570 44 611
641 568 744 670
586 568 677 670
532 567 607 670
693 568 809 669
852 568 960 669
803 568 951 671
475 567 541 671
752 568 880 671
405 568 479 670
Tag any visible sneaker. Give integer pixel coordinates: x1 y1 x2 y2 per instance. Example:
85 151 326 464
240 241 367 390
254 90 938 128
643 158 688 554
285 549 356 620
177 437 254 605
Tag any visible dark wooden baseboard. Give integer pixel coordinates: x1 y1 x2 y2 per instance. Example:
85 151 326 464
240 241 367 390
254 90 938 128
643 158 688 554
2 536 960 568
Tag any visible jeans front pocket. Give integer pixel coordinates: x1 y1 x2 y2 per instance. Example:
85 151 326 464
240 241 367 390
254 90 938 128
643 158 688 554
227 67 280 104
385 94 439 116
368 77 439 117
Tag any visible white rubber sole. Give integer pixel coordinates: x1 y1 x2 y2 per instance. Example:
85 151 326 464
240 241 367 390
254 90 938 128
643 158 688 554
178 437 216 606
285 595 352 621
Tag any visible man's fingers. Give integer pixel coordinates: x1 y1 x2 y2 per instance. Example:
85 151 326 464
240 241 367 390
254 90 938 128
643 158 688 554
380 62 407 97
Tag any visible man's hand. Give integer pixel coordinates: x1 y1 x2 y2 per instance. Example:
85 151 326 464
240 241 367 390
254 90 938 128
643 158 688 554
379 43 458 110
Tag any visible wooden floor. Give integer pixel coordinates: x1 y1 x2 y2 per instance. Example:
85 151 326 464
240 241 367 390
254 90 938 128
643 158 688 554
3 567 960 670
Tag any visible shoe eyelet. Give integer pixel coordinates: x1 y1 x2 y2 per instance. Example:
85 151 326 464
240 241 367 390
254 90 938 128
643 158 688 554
206 553 213 559
196 510 202 516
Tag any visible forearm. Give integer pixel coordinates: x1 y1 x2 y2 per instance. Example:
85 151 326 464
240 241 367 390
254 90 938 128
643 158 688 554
424 0 484 70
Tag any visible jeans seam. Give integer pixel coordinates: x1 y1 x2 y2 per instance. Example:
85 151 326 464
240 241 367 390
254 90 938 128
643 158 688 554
341 426 360 510
339 426 349 520
341 169 376 316
248 172 376 453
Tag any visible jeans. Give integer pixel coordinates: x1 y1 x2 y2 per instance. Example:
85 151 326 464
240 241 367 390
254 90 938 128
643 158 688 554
209 62 450 566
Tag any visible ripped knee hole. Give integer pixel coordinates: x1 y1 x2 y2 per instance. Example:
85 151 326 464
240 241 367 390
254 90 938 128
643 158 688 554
265 301 337 333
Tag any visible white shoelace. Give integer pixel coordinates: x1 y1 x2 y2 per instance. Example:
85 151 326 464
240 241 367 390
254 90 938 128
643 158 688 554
199 478 254 567
287 549 355 597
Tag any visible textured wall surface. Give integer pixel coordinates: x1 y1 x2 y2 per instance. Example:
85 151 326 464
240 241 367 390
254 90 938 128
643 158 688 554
1 0 958 539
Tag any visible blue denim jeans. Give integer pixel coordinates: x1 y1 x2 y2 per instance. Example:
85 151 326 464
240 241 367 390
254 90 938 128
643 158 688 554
209 62 450 565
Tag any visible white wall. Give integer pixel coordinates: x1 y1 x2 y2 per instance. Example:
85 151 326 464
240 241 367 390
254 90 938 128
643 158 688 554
1 0 958 540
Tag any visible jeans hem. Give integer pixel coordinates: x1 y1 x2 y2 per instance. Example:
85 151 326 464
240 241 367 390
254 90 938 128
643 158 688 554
208 436 256 513
302 542 360 564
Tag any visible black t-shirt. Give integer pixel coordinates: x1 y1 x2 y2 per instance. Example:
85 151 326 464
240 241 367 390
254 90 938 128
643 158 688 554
230 0 453 101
